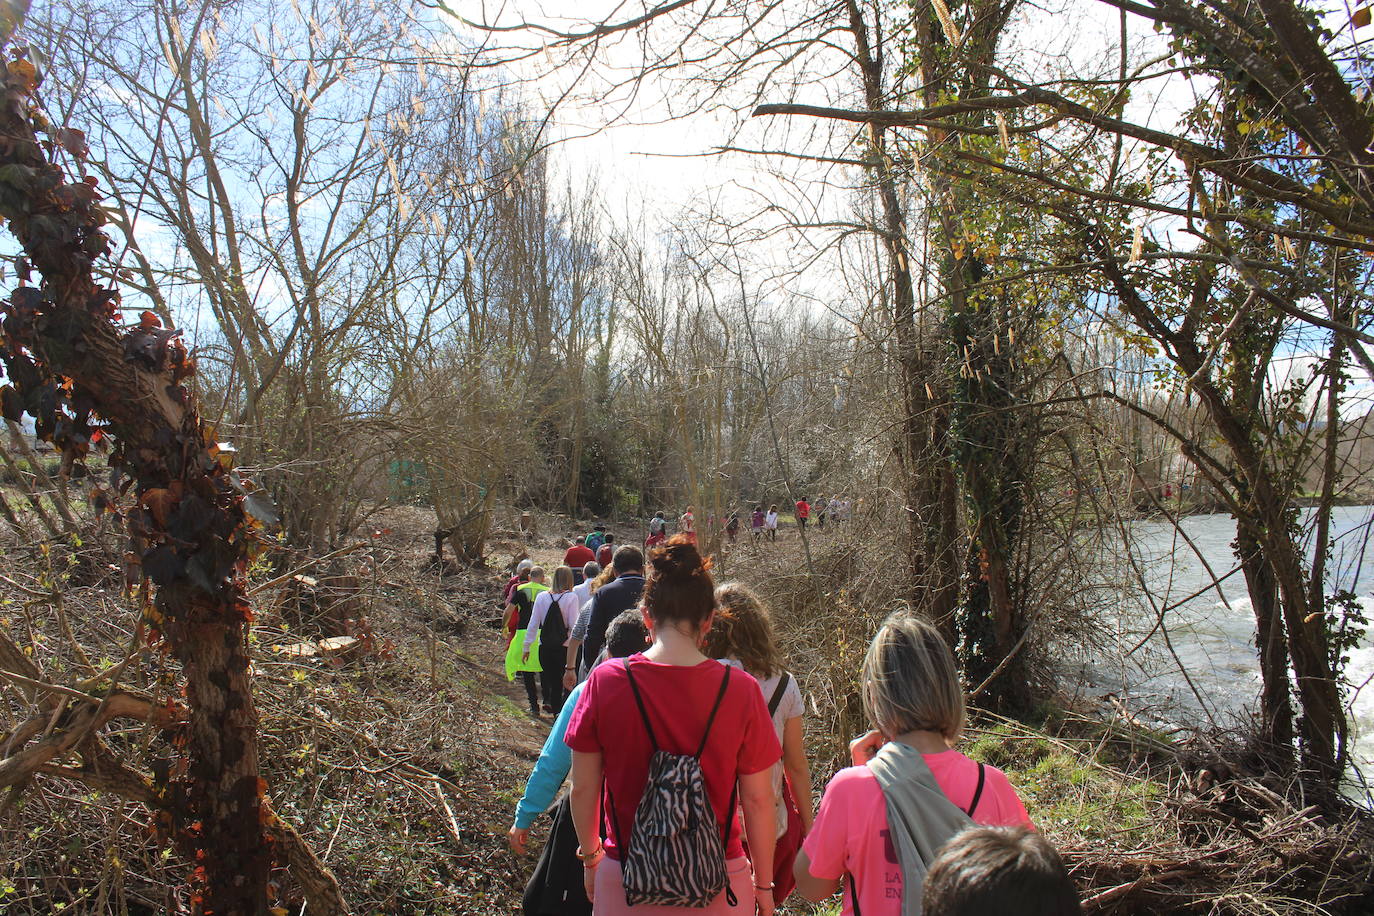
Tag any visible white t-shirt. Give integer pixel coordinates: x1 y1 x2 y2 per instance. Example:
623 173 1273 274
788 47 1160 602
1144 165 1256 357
723 658 803 836
572 580 594 610
765 512 779 529
523 590 579 651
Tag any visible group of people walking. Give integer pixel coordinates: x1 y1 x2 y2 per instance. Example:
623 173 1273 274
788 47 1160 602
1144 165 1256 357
503 533 1082 915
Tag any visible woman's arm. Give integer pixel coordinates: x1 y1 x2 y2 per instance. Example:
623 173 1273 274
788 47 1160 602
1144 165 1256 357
510 685 581 849
570 750 604 902
781 715 815 833
792 848 840 902
739 767 777 915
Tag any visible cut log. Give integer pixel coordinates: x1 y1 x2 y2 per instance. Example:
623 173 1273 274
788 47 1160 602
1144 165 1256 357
317 636 360 658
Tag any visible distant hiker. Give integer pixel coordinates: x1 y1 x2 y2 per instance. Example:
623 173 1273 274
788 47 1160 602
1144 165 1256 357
795 497 810 533
706 583 815 902
565 535 782 914
565 536 595 573
647 510 668 548
725 509 740 544
816 495 827 530
524 566 580 715
586 525 607 553
751 506 765 542
680 505 697 545
570 545 645 675
566 563 619 688
765 505 779 542
923 827 1081 916
504 567 550 717
828 496 844 527
511 610 653 916
794 616 1032 915
596 533 615 568
573 562 600 610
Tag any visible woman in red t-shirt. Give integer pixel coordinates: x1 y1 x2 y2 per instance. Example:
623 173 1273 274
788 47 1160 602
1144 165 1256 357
566 535 782 915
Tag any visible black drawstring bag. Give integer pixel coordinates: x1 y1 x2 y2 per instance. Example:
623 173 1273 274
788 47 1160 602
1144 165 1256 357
522 796 592 916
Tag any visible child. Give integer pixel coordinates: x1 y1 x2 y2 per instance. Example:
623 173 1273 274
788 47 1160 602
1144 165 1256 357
706 583 815 902
794 616 1031 915
751 505 765 542
922 826 1081 916
765 505 779 542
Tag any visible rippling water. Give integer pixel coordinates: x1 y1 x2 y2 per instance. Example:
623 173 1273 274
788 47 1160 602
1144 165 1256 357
1082 505 1374 781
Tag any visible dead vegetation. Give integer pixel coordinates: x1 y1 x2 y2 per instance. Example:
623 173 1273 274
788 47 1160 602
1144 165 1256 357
0 502 568 915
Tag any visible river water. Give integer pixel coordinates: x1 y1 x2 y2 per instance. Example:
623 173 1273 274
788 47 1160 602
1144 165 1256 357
1080 505 1374 783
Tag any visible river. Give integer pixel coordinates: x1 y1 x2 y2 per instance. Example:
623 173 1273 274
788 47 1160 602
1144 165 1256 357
1081 505 1374 785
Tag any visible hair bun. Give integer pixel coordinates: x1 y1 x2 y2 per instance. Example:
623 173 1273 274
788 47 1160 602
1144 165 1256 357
650 534 712 582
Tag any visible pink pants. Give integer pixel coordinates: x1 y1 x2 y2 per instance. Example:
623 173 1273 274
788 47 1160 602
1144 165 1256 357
592 856 755 914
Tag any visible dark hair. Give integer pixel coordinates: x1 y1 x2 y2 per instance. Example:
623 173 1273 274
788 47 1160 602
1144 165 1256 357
575 535 585 545
611 544 644 573
603 609 651 660
923 827 1081 916
644 534 714 627
604 533 615 543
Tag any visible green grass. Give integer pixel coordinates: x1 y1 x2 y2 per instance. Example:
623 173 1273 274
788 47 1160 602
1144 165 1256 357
965 725 1166 844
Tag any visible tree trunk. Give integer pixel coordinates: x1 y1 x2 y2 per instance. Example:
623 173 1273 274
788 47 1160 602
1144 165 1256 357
0 52 322 913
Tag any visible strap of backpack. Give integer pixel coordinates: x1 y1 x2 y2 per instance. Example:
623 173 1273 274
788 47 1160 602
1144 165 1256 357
622 659 661 751
849 873 862 916
965 762 986 818
693 665 732 759
767 672 791 718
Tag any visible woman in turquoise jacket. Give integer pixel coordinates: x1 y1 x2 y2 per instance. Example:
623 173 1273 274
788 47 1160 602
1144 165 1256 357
509 609 650 846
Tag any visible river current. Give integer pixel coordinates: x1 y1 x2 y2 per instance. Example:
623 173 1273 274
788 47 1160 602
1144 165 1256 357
1080 505 1374 787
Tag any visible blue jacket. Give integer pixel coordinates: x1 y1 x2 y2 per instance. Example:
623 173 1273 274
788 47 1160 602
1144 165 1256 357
514 682 586 828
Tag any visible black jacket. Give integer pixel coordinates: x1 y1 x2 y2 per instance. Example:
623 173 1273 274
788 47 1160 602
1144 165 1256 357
582 573 645 663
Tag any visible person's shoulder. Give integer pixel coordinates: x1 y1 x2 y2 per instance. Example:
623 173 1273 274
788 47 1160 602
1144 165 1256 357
825 764 879 795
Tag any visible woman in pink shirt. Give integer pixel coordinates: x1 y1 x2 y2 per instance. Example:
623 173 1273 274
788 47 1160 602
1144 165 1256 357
794 616 1031 915
566 535 782 914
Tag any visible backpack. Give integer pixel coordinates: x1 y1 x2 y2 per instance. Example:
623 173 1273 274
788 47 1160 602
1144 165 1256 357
767 674 792 832
586 531 604 551
541 592 570 646
610 660 736 908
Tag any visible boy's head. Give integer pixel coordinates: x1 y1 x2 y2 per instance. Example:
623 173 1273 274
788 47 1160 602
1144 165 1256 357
922 826 1081 916
604 534 615 544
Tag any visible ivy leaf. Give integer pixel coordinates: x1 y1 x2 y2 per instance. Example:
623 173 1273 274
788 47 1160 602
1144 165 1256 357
243 489 281 528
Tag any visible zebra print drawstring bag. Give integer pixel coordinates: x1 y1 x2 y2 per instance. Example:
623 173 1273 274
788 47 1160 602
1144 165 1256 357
608 659 738 908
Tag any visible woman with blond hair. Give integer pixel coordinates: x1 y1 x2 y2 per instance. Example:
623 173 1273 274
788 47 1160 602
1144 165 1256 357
795 615 1031 916
524 566 579 715
706 583 815 902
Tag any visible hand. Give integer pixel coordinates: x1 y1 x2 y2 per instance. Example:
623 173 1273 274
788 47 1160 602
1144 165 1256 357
754 887 775 916
850 729 885 766
563 669 576 691
507 825 528 855
521 648 531 664
583 861 597 902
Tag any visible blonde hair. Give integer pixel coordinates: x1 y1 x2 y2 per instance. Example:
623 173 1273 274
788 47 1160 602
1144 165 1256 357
552 565 574 592
862 614 965 741
707 583 784 680
589 563 616 594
